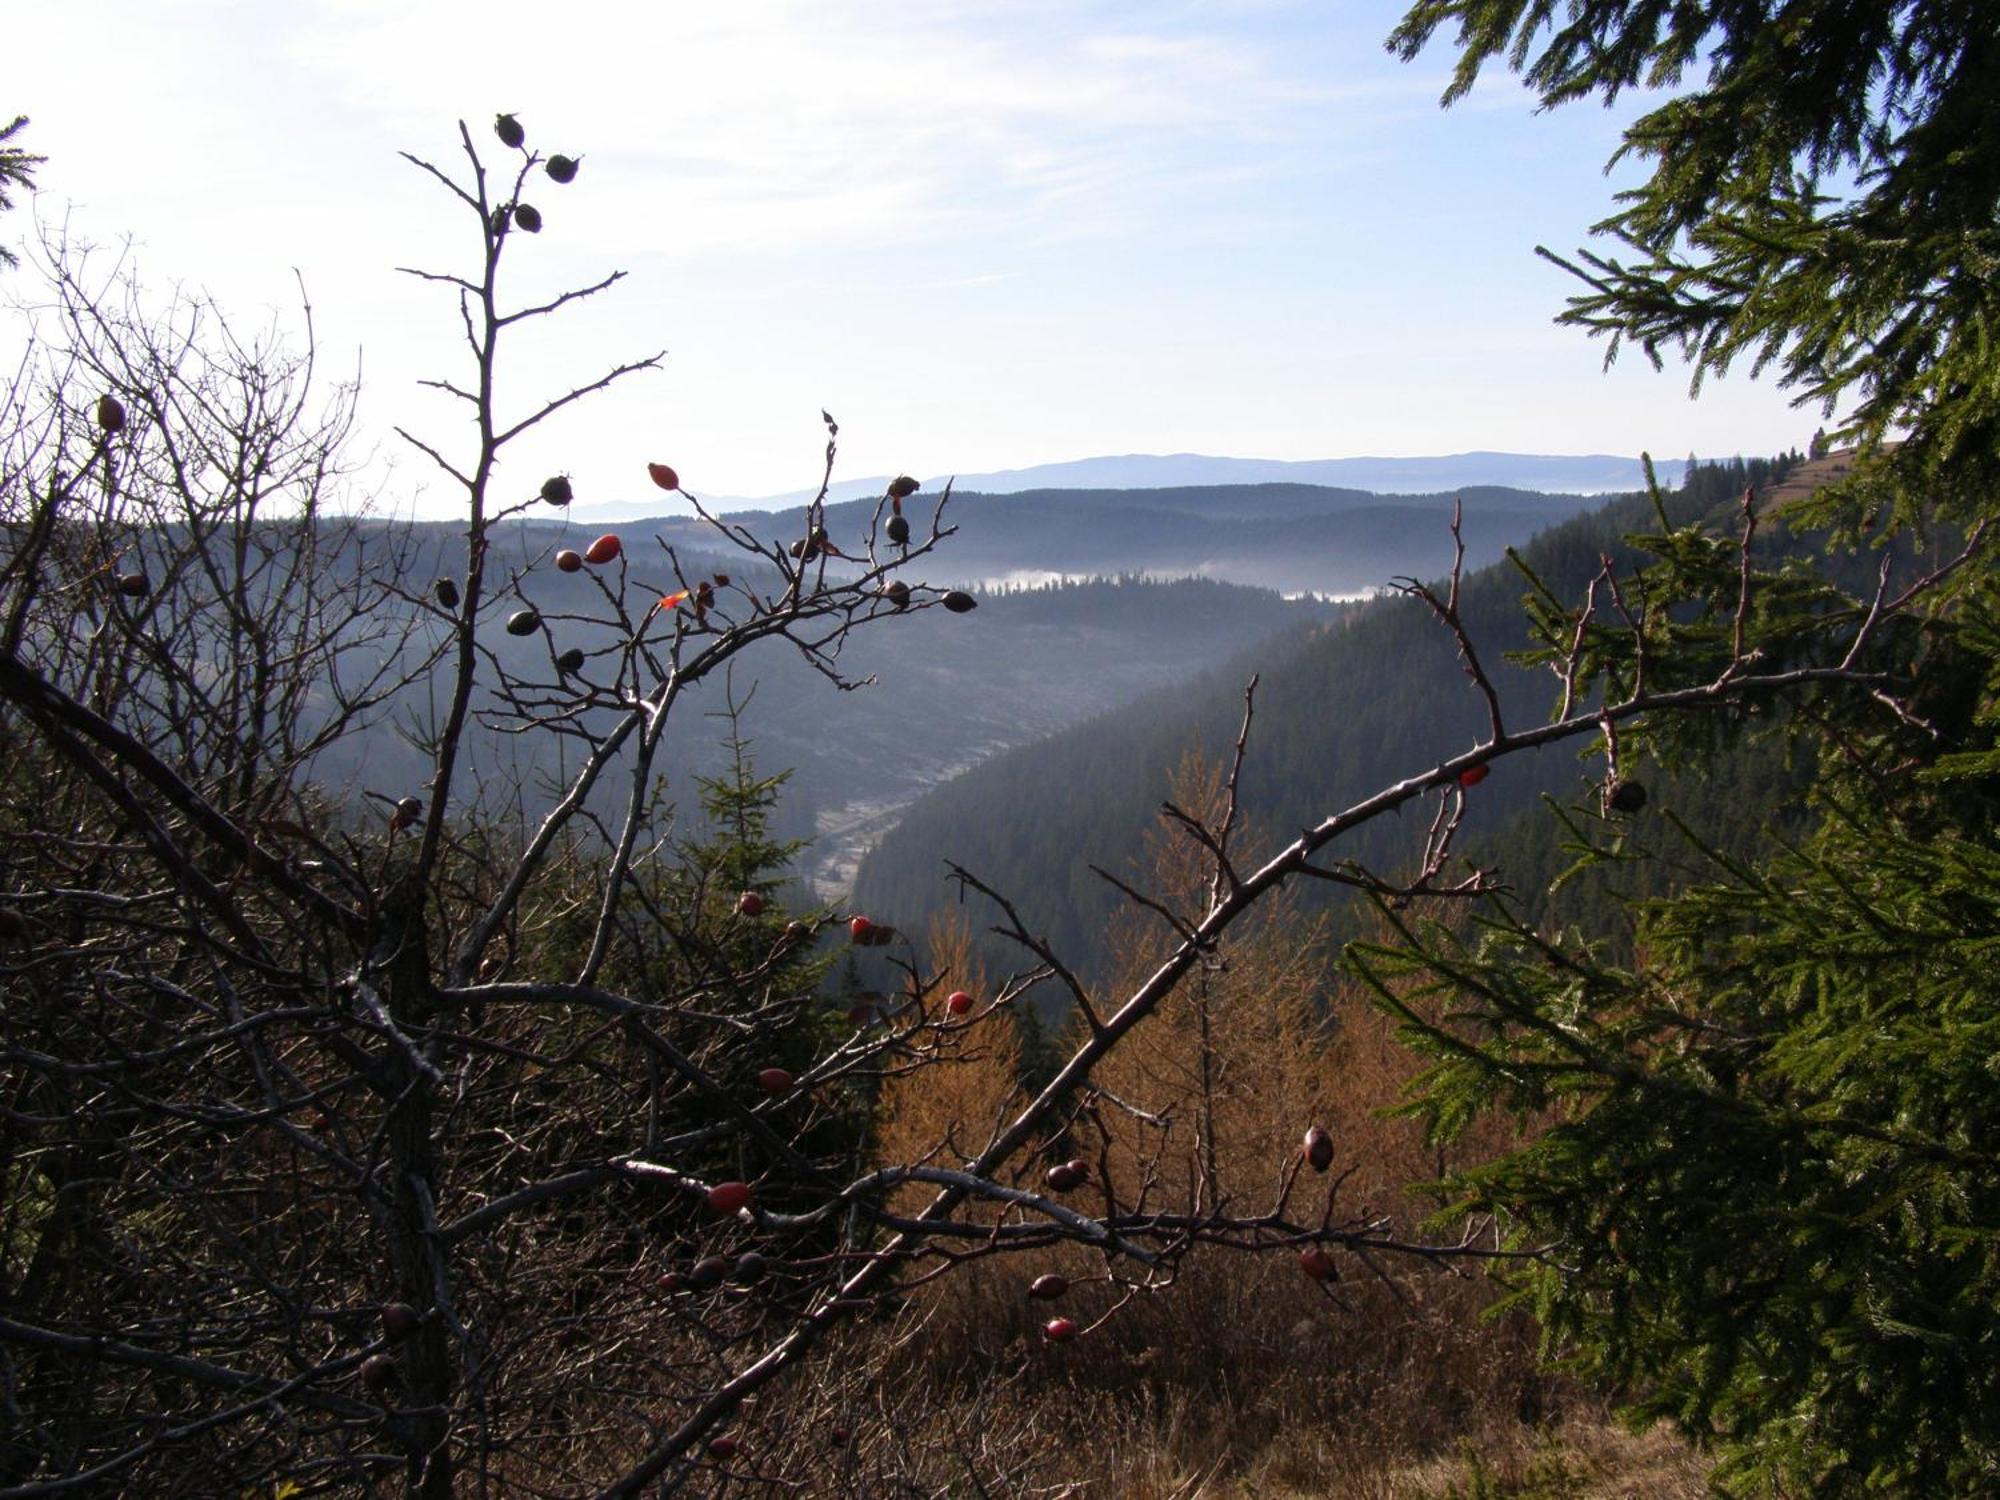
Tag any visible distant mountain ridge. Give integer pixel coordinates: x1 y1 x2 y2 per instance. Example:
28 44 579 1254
569 451 1692 520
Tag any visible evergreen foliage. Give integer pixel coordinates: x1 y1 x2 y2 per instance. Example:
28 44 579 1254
686 684 808 901
1357 1 2000 1489
1388 0 2000 507
1358 775 2000 1493
0 114 41 268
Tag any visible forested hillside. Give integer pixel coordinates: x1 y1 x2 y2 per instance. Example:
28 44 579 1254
853 456 1832 980
220 474 1608 891
297 516 1334 860
639 480 1599 595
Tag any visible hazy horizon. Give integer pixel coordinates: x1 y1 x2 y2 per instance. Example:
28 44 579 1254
8 2 1825 522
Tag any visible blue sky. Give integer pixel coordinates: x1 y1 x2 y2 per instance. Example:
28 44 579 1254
7 1 1818 515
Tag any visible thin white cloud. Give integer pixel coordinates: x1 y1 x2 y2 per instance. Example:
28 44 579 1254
272 0 1411 260
915 270 1025 291
3 0 1819 510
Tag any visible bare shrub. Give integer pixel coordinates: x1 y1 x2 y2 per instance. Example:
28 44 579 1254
1 112 1922 1498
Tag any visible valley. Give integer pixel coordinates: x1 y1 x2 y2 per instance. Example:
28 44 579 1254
301 474 1607 887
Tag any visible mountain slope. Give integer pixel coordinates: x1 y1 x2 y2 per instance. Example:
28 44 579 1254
631 481 1602 596
298 523 1334 865
849 458 1816 981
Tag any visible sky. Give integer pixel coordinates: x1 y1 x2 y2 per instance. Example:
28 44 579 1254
5 1 1821 517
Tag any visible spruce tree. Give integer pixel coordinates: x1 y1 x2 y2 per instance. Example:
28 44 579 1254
1371 1 2000 1490
1390 0 2000 511
0 115 43 268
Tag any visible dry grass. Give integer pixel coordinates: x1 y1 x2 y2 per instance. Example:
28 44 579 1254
1759 445 1873 516
682 1329 1709 1497
1371 1415 1711 1500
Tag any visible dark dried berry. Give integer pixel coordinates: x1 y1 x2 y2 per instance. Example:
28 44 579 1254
116 571 149 598
883 580 910 610
494 113 525 149
381 1302 420 1341
1044 1162 1085 1193
545 154 580 183
0 907 25 939
392 796 423 830
1607 779 1648 814
1028 1273 1069 1300
540 475 573 505
687 1255 728 1290
1303 1124 1334 1173
434 577 460 610
886 514 910 546
733 1251 769 1283
887 475 920 500
96 394 127 433
556 647 586 674
506 608 540 636
360 1353 399 1394
513 203 543 233
942 591 977 614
